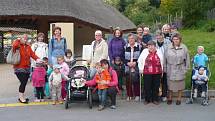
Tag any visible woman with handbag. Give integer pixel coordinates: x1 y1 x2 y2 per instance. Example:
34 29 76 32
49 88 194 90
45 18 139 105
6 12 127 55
12 34 39 103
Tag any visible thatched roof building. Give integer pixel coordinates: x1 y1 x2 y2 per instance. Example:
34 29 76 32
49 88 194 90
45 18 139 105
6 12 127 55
0 0 136 62
0 0 136 31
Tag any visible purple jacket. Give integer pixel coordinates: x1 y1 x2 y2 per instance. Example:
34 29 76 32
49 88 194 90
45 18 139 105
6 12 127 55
108 37 126 62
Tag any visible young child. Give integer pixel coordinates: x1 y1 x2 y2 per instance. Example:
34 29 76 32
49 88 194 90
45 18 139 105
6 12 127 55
49 64 70 105
42 57 50 98
32 59 46 102
112 57 125 93
64 49 74 67
193 46 209 67
192 66 209 98
57 56 70 100
95 62 111 111
142 27 152 49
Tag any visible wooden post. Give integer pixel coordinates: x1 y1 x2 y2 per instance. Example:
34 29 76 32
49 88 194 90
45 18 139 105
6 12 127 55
37 17 49 43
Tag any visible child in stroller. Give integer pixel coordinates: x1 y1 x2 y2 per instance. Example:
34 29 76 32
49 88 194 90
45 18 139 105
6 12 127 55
192 66 209 98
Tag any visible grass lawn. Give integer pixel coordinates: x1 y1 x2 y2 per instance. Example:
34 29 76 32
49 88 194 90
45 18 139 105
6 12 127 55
180 30 215 89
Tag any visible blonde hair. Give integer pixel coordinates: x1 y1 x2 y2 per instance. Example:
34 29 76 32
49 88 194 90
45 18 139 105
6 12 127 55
57 56 64 61
197 46 204 51
162 24 170 32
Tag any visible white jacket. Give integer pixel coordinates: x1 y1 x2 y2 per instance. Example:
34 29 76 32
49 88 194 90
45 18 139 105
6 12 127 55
138 48 164 74
31 42 48 67
90 39 108 67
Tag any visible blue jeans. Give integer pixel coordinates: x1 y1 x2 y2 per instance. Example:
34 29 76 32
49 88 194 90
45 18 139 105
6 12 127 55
98 89 107 106
51 56 58 65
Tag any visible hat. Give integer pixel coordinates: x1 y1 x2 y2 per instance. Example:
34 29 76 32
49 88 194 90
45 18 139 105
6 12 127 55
53 64 62 70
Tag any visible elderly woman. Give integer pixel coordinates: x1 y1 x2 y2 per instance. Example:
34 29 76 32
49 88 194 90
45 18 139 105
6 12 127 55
154 30 171 102
12 34 39 103
164 33 190 105
124 33 141 101
108 28 126 64
48 26 67 65
138 41 163 105
88 30 108 79
86 59 119 109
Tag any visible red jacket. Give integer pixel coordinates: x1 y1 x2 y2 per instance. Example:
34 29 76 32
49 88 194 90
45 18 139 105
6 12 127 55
12 39 39 69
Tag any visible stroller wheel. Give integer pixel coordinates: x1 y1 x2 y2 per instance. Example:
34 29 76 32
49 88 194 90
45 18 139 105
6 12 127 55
88 89 93 109
65 95 69 109
186 98 193 104
201 99 209 106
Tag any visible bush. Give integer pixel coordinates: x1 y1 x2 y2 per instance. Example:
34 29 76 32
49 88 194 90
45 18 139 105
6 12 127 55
201 20 215 32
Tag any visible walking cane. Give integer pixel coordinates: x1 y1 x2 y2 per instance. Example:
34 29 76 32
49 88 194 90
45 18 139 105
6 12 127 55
139 73 142 102
128 68 132 101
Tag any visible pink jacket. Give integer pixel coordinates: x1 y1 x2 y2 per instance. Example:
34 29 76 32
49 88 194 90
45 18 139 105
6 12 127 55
86 68 119 91
60 62 70 76
32 67 46 87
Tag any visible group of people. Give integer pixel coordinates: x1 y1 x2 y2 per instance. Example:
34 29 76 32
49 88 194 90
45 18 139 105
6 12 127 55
12 24 209 111
12 27 73 105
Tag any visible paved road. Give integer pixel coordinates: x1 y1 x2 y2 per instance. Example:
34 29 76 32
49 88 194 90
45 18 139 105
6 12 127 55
0 64 33 103
0 100 215 121
0 64 215 121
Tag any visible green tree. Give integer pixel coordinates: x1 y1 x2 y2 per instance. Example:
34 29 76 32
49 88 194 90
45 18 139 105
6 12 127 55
124 0 156 25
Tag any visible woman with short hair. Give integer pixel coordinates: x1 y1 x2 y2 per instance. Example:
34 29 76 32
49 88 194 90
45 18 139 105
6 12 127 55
48 26 67 65
138 40 163 105
164 33 190 105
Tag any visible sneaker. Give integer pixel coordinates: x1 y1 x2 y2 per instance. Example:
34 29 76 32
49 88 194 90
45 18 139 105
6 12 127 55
162 97 167 102
58 100 64 104
201 92 206 98
52 101 57 105
193 89 197 98
135 96 140 101
98 105 105 111
110 105 116 109
34 99 40 102
126 97 131 101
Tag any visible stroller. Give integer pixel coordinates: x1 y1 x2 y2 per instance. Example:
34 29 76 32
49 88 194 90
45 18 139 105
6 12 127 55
186 59 211 106
65 59 93 109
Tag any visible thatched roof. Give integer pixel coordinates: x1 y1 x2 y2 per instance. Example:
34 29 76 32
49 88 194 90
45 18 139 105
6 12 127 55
0 0 136 31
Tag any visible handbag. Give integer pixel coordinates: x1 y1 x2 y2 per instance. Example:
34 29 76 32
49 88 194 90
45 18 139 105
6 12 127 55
6 48 21 65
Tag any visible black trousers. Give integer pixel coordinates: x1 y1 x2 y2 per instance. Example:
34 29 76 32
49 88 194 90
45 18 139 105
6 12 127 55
15 72 30 93
143 74 161 102
36 87 45 99
107 87 118 106
161 73 167 97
